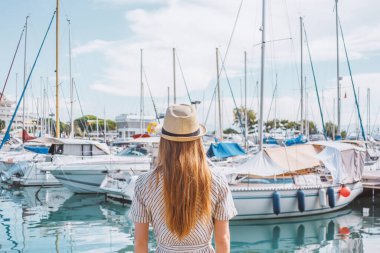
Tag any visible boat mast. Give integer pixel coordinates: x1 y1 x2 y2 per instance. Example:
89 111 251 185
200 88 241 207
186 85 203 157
367 88 370 136
139 49 144 134
244 51 248 150
274 73 277 130
55 0 60 138
42 79 46 136
305 77 309 138
300 16 304 135
167 86 170 107
173 48 176 104
336 0 341 137
258 0 266 151
104 106 107 143
23 16 29 134
67 18 74 138
96 116 99 139
216 48 222 140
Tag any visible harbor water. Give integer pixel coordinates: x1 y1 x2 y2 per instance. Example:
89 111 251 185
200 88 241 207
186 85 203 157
1 186 380 252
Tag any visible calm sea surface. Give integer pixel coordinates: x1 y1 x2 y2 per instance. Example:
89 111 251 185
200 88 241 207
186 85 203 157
0 186 379 252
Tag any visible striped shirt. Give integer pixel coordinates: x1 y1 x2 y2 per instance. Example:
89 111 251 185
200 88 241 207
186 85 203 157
129 168 237 253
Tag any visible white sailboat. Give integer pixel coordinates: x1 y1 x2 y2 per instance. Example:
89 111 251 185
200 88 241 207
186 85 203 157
224 0 364 219
223 141 364 219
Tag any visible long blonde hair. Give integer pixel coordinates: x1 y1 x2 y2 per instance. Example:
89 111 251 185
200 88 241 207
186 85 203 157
155 138 212 239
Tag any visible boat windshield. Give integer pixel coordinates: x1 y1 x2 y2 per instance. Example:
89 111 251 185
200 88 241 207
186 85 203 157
117 146 148 157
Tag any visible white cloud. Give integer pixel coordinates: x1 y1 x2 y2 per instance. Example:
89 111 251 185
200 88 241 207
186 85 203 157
70 0 380 127
91 0 166 6
72 40 114 57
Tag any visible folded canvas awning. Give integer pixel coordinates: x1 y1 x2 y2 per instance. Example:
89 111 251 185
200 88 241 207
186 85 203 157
264 144 321 171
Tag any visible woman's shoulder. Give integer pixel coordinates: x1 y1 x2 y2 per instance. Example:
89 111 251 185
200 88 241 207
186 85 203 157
209 167 229 189
135 169 159 188
210 167 226 179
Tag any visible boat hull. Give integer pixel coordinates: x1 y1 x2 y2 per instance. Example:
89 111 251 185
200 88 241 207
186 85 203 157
231 182 363 220
49 161 150 193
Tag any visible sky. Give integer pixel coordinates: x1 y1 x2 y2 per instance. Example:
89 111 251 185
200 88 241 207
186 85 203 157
0 0 379 134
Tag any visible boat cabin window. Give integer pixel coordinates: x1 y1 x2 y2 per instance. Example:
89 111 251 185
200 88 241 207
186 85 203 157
117 146 148 157
64 144 82 156
48 143 107 156
48 144 64 155
82 144 92 156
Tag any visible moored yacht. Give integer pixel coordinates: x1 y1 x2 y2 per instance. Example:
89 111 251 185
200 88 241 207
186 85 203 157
1 137 109 186
41 138 153 193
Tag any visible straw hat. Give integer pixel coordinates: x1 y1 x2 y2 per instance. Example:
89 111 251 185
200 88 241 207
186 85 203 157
160 104 206 142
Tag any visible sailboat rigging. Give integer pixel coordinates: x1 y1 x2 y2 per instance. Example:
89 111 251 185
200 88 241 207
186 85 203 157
0 11 57 149
0 23 25 104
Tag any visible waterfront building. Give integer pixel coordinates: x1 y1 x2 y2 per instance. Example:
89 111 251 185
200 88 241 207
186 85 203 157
115 114 157 139
0 93 38 134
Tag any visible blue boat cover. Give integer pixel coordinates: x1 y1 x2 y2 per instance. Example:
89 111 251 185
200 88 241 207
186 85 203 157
284 135 308 146
24 145 49 154
206 142 246 158
264 136 278 144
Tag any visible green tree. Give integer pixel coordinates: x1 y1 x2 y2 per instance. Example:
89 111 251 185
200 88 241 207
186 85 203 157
306 121 318 135
223 128 239 134
74 115 116 136
233 107 257 130
0 119 5 131
60 121 70 135
324 121 338 139
264 119 281 131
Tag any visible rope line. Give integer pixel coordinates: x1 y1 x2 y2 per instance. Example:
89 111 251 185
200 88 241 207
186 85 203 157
1 11 57 149
338 16 366 140
0 25 26 103
303 22 327 140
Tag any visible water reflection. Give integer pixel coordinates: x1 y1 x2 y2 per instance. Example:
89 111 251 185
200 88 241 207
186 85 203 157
230 209 364 252
1 187 380 252
0 187 135 252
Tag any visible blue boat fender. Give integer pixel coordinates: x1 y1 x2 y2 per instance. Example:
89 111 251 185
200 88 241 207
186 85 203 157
319 188 327 207
297 189 305 212
326 220 335 240
272 225 280 249
296 224 305 246
327 187 335 208
272 191 281 215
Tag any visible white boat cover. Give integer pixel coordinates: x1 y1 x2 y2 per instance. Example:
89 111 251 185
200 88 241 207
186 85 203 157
227 142 365 183
233 151 289 176
311 140 366 152
314 143 366 183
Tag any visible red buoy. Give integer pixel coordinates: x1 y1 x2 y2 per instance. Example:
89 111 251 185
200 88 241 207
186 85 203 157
339 227 350 235
339 185 351 197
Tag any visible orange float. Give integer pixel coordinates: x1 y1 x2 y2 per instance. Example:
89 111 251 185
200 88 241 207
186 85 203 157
339 185 351 197
339 227 350 235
